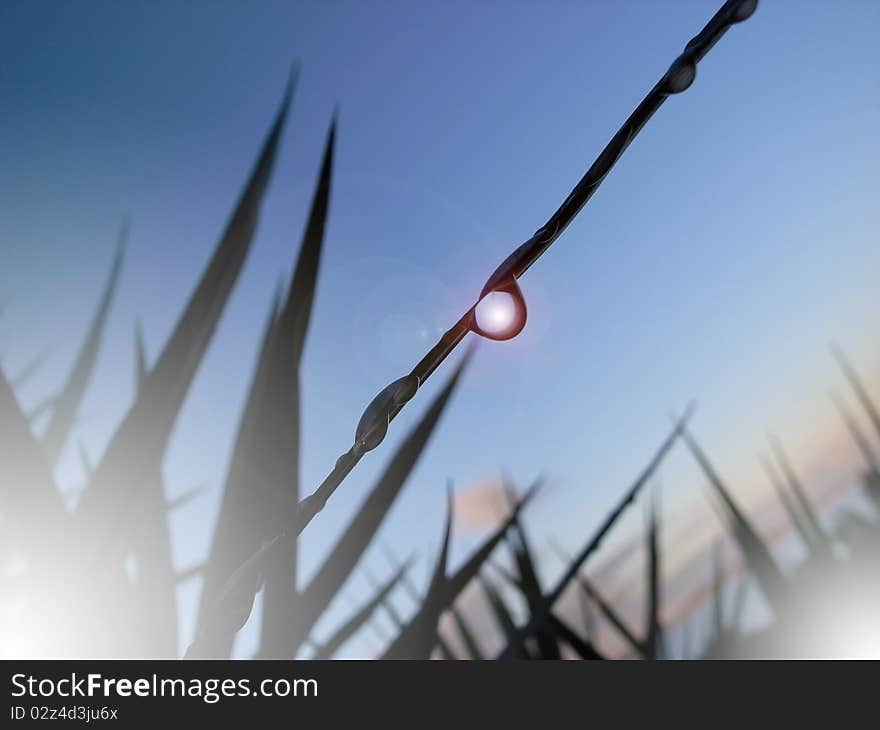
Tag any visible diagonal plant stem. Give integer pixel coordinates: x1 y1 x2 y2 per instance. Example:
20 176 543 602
197 0 758 652
283 0 759 546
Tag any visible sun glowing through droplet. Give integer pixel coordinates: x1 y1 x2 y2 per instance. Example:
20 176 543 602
474 290 522 340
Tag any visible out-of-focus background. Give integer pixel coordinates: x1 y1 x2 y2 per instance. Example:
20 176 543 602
1 0 878 659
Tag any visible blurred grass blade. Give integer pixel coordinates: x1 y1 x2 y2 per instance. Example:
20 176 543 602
75 72 295 545
680 615 692 660
10 347 50 390
444 484 538 603
549 613 603 660
384 486 534 659
496 409 691 659
832 344 880 443
121 342 182 656
548 540 596 639
78 440 94 480
0 366 70 565
644 487 663 659
760 453 816 553
681 427 786 611
165 484 206 512
830 389 880 473
42 221 127 466
258 116 336 658
75 80 296 655
310 558 412 659
558 408 692 588
26 394 55 424
450 606 484 660
767 435 831 552
176 563 205 585
567 564 644 658
507 508 560 658
373 557 411 629
185 529 288 658
381 487 454 659
194 284 284 656
579 588 596 639
711 539 724 641
129 471 179 656
499 550 610 660
436 634 456 660
478 574 519 649
133 320 148 391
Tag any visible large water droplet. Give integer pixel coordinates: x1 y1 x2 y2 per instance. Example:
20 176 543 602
664 56 696 94
471 279 527 341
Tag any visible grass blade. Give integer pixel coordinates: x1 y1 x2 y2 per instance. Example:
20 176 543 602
549 613 604 660
444 485 539 603
42 221 126 466
0 366 69 565
506 509 560 658
478 574 519 649
381 487 454 659
129 471 179 656
681 427 786 611
829 389 879 473
310 558 412 659
258 116 336 658
768 435 832 553
436 634 456 660
449 606 485 660
10 347 50 390
133 320 148 391
831 344 880 444
383 486 535 659
830 389 880 509
186 531 285 658
75 72 295 551
496 409 691 659
548 542 645 658
193 285 284 656
643 487 663 659
760 453 816 553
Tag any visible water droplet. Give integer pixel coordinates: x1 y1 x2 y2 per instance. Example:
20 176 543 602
471 278 527 341
665 57 696 94
355 375 419 451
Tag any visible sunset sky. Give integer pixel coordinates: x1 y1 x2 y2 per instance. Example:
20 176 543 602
1 1 878 656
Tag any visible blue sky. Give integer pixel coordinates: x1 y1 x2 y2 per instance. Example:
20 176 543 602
1 1 878 656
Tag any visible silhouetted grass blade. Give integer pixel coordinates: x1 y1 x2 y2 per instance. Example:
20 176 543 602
681 426 786 612
258 116 336 658
0 366 70 565
75 70 296 544
644 488 663 659
194 283 285 656
41 219 127 467
381 488 454 659
449 606 485 660
496 409 691 659
310 557 412 659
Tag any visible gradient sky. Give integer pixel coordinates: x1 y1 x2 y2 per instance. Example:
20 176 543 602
1 1 878 657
